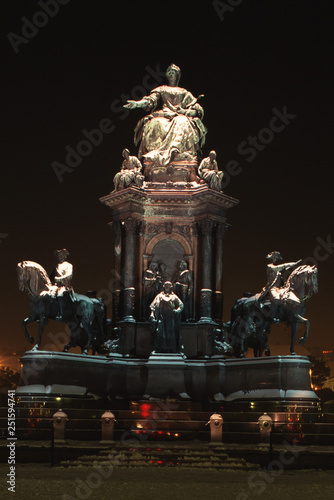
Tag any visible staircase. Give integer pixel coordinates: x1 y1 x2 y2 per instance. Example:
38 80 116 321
60 442 258 469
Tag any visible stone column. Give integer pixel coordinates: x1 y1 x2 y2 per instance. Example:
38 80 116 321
112 221 122 322
122 218 137 322
214 223 227 322
199 220 215 322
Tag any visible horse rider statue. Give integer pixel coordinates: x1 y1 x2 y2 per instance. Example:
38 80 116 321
257 251 302 315
49 248 76 319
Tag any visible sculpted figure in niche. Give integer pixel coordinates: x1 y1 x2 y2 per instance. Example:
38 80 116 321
174 261 193 321
158 262 168 286
149 281 184 353
113 148 144 190
124 64 207 166
143 262 162 319
198 150 224 191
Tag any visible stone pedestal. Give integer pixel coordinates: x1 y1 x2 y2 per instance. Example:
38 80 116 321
17 351 318 409
100 185 239 331
144 353 189 400
118 321 136 356
134 322 215 358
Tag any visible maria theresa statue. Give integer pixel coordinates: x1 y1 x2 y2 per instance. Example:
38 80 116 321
124 64 207 166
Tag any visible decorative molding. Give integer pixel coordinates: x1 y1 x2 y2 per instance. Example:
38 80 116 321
199 219 215 236
165 222 173 234
174 224 191 235
216 223 229 238
146 223 165 235
123 218 138 233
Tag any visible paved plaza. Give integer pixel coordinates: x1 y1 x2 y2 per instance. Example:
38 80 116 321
1 464 334 500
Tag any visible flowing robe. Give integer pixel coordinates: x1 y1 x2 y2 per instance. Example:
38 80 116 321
174 269 193 320
134 86 207 166
113 156 144 190
143 267 162 318
198 157 223 191
150 291 184 353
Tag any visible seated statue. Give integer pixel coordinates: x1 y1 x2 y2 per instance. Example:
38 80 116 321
124 64 207 167
149 281 184 353
113 148 144 190
198 151 223 191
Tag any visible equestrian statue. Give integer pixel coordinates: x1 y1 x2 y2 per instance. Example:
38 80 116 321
228 252 318 357
17 250 106 354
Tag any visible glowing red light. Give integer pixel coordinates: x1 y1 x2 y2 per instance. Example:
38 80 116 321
140 403 151 419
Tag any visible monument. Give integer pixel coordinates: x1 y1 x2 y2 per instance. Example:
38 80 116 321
228 252 318 357
16 65 319 437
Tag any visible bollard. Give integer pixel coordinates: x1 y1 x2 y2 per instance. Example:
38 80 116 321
258 412 273 442
53 409 68 442
207 413 223 443
101 411 116 443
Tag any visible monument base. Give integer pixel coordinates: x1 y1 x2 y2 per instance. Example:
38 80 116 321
17 351 318 405
144 353 190 400
14 351 325 443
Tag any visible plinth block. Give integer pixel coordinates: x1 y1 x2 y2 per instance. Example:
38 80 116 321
144 353 190 400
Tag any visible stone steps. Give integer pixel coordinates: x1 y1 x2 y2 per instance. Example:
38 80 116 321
60 443 258 469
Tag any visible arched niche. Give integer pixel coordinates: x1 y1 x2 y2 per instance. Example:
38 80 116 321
145 233 193 283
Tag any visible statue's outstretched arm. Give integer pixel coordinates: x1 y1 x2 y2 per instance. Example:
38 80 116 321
123 97 150 109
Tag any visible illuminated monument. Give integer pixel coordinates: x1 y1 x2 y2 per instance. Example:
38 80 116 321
99 64 238 359
17 65 318 428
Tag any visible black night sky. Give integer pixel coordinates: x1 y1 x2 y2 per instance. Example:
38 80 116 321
1 0 333 365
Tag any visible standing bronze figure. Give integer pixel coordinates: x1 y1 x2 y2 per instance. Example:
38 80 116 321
142 262 162 319
149 281 184 353
174 260 193 321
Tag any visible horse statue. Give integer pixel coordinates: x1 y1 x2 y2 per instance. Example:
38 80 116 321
227 296 272 357
17 261 106 354
228 264 318 357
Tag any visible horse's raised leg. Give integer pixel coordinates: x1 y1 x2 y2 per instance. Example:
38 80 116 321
296 314 310 346
22 315 38 344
